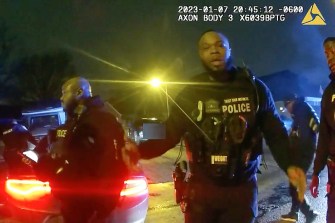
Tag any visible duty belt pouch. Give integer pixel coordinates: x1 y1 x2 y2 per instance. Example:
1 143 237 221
205 114 248 181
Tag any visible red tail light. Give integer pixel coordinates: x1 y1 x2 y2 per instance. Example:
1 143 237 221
6 176 148 201
5 179 51 201
120 177 148 197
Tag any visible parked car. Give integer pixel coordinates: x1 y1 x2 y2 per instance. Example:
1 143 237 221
5 106 149 223
5 168 148 223
20 107 66 143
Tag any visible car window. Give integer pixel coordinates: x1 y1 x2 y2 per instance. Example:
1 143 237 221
18 118 29 129
29 115 59 130
280 114 290 121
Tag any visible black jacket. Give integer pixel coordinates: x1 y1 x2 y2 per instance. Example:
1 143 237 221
138 67 291 181
37 96 127 202
289 99 319 171
64 96 127 183
313 76 335 176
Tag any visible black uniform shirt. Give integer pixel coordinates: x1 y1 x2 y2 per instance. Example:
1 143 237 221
314 75 335 175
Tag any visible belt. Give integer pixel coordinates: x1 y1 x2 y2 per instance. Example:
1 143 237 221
191 169 255 187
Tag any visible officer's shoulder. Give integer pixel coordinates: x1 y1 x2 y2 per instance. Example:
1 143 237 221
323 82 335 95
235 66 255 77
235 67 260 84
236 67 266 90
296 99 312 111
320 82 334 103
254 78 268 91
88 106 120 126
175 73 209 98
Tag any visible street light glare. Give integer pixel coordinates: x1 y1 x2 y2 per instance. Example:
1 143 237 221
150 78 161 88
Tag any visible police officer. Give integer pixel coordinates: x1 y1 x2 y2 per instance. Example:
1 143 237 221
126 30 306 223
281 94 319 222
35 77 128 223
0 118 37 175
310 37 335 222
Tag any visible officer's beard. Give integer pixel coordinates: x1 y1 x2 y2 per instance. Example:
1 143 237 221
63 99 79 120
203 57 234 82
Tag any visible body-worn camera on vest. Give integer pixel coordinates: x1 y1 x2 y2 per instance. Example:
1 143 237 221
189 99 249 181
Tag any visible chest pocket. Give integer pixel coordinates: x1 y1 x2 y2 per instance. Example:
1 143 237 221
191 76 258 142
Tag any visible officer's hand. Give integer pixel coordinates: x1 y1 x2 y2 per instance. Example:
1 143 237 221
309 175 320 198
34 155 58 182
287 166 306 202
122 139 141 172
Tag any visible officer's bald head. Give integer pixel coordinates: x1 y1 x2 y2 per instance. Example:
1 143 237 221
62 77 92 98
60 77 92 112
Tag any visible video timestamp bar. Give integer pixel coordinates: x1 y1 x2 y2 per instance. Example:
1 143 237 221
177 5 304 23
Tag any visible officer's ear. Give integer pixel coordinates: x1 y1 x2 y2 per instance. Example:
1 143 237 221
76 88 84 98
226 47 232 59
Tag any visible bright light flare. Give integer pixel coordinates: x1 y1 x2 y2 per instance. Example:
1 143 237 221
150 78 162 88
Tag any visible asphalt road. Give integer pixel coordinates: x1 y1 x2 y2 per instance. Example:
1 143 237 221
141 146 328 223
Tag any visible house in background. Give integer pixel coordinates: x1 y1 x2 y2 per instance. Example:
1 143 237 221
259 70 322 101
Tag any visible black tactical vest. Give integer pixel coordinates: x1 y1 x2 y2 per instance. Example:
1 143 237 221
182 68 260 181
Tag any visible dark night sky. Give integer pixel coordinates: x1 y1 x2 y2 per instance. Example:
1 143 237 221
1 0 335 95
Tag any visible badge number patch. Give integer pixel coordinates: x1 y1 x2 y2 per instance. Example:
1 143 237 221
211 155 228 165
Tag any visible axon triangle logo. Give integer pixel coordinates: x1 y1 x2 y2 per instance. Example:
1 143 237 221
302 3 326 25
